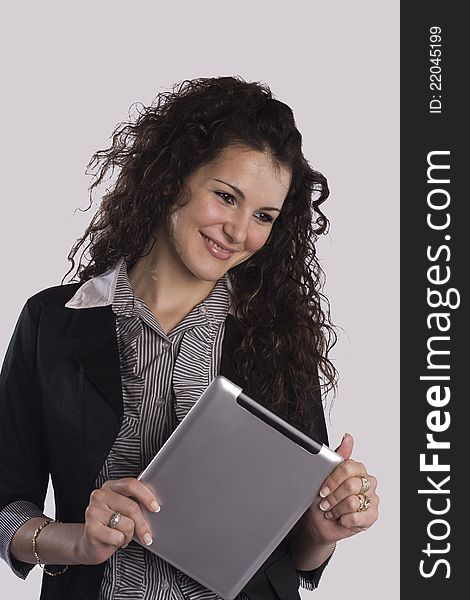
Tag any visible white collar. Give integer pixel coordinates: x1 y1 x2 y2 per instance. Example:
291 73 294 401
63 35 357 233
65 258 125 309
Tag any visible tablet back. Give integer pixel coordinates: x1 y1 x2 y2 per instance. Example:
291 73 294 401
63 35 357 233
136 376 342 599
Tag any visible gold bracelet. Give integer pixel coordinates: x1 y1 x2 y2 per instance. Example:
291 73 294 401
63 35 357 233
32 519 69 576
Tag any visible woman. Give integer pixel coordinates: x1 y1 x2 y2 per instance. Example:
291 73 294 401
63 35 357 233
0 76 379 599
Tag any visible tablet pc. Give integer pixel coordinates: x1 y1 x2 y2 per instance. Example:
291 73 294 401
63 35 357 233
136 375 342 599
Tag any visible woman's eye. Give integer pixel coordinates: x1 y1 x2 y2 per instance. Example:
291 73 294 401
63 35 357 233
255 212 274 223
215 191 235 205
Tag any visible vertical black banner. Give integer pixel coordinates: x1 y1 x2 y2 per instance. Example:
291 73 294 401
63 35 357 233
401 4 465 597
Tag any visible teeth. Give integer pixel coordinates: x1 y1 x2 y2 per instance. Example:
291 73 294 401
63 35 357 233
203 234 230 253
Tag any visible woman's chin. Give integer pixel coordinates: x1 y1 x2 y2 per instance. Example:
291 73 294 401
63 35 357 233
186 262 228 283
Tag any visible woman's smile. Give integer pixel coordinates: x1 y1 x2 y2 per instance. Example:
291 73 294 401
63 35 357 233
200 232 237 260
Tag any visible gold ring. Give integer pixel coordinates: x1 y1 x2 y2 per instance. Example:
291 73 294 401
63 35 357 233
356 494 371 512
359 476 371 495
108 511 122 529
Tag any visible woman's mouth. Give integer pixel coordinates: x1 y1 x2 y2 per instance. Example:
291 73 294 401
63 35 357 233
200 233 236 260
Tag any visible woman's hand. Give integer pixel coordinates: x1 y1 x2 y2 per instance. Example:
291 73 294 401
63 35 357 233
76 478 161 565
307 433 379 546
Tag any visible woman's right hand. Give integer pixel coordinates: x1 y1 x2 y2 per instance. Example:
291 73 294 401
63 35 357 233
77 477 161 565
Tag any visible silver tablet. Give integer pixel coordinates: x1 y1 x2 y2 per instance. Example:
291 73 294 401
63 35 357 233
136 375 342 599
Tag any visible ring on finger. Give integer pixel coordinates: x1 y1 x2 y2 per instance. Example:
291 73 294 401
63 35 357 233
356 493 371 512
108 511 122 529
359 476 371 495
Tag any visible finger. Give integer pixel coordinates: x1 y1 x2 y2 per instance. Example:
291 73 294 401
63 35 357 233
319 459 367 499
84 505 127 548
335 497 380 530
89 488 154 546
324 491 380 526
102 478 161 513
91 522 127 548
319 474 377 512
106 512 136 548
334 432 354 460
106 493 154 546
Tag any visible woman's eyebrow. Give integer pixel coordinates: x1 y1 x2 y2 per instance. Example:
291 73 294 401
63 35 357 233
211 178 245 198
210 178 281 212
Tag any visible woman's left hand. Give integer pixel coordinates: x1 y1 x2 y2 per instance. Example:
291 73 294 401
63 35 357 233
307 433 379 545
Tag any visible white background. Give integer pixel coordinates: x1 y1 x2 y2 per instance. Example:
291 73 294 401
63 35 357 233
0 1 399 597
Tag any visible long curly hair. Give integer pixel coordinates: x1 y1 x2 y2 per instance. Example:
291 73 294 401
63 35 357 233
66 76 337 436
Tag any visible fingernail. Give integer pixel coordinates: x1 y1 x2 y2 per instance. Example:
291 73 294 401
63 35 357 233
319 486 330 498
325 511 333 520
319 500 330 511
151 500 161 513
144 533 153 546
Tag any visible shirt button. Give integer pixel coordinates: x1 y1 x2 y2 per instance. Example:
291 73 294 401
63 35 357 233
160 580 171 591
162 341 171 350
200 305 208 315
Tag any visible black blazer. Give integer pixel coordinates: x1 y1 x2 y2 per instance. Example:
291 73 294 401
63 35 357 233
0 283 329 600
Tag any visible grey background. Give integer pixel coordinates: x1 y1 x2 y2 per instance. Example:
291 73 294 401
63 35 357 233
0 1 399 597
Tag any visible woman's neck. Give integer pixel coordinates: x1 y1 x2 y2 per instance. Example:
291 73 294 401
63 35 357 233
127 240 215 335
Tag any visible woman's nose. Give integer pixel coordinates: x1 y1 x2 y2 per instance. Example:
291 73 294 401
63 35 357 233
223 212 250 245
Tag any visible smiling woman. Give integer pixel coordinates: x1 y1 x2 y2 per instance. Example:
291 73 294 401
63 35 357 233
0 76 379 600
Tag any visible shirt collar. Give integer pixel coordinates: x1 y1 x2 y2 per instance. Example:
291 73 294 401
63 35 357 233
195 275 230 324
65 257 125 309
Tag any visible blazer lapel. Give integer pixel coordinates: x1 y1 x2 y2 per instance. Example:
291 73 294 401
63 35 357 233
66 306 123 416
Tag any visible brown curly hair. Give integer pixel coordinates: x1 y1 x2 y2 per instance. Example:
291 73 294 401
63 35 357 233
66 76 337 437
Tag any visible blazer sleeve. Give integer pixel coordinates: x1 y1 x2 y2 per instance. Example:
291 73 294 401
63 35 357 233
0 299 49 575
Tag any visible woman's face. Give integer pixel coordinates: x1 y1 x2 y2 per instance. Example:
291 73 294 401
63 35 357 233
162 145 291 283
